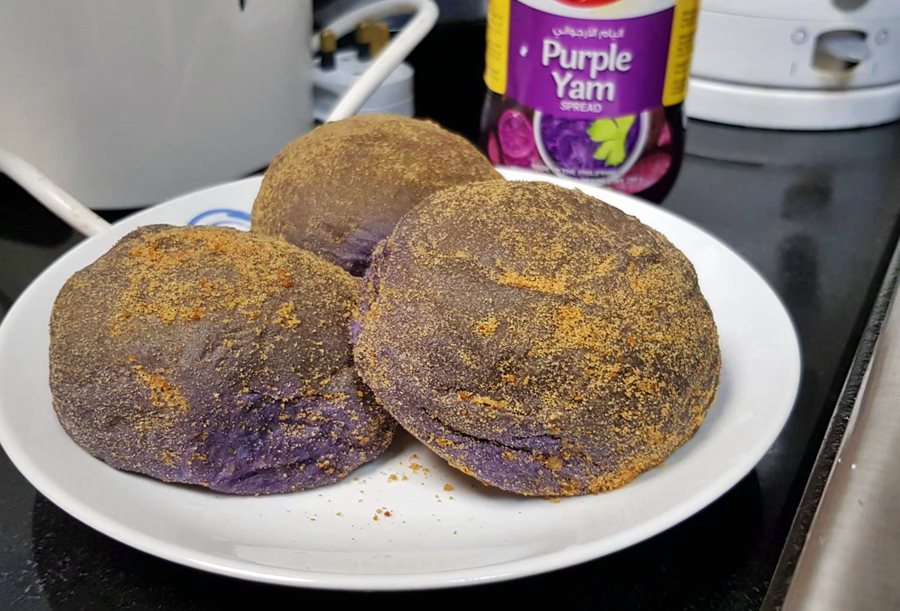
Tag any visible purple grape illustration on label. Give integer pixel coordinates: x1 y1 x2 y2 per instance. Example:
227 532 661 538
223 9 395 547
487 132 502 165
536 112 644 179
497 109 539 167
498 110 534 158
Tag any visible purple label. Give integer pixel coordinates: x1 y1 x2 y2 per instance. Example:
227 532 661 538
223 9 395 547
505 3 674 119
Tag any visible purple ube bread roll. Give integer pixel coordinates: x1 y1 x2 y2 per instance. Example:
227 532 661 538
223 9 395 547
251 114 502 276
354 181 720 497
50 225 394 494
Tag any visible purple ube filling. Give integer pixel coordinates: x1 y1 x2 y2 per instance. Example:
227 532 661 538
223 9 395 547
146 371 380 494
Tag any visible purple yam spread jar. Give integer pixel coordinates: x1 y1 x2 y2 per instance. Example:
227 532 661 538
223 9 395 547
481 0 699 202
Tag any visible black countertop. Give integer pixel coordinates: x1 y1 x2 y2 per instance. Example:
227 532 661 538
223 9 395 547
2 111 900 608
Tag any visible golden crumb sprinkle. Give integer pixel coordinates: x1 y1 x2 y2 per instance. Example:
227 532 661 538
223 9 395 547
251 114 502 275
354 180 720 497
49 224 396 495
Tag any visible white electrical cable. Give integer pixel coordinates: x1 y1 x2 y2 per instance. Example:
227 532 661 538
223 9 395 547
0 0 438 236
0 148 111 236
319 0 438 122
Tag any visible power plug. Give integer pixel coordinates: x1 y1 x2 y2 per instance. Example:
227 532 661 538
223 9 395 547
313 49 415 122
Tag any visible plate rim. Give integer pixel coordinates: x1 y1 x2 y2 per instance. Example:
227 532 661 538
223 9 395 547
0 171 801 590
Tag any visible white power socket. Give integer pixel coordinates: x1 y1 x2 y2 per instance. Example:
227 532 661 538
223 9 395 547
313 49 415 122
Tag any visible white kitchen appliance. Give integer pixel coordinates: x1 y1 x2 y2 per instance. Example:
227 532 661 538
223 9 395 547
0 0 437 219
687 0 900 130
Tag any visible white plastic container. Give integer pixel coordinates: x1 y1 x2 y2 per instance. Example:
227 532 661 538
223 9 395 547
0 0 437 214
687 0 900 130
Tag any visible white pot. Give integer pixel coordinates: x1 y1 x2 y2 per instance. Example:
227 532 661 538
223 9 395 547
0 0 437 213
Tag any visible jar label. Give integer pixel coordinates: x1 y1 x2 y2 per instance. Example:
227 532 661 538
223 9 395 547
482 0 698 194
487 1 679 118
662 0 699 107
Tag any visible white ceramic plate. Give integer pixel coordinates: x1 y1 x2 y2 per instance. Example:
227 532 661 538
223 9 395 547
0 169 800 590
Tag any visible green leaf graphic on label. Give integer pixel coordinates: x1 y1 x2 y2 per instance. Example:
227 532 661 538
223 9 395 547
587 115 635 167
586 119 619 142
593 141 623 164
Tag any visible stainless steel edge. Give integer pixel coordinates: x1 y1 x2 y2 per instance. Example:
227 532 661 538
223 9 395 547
781 263 900 610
